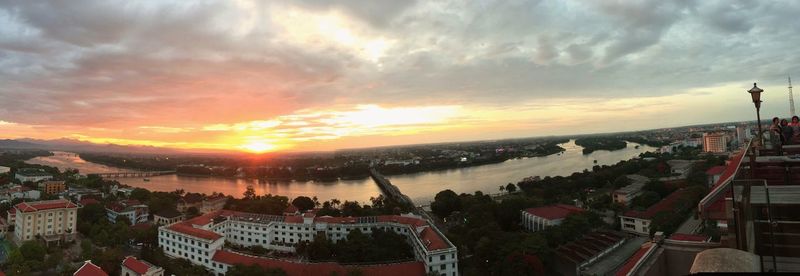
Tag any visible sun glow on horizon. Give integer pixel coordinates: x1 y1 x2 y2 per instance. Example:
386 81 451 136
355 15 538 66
238 141 278 153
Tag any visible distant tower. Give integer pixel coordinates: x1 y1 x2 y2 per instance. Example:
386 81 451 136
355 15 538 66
790 75 796 116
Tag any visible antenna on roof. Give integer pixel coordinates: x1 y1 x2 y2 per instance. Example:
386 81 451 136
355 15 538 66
790 75 796 117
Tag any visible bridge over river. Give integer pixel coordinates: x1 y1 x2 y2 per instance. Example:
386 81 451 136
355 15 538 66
369 168 415 208
90 170 176 178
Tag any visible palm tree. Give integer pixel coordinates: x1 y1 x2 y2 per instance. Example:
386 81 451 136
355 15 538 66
499 185 505 193
312 196 321 208
331 198 341 209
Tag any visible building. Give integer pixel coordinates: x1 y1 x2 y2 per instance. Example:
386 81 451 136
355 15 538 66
13 199 78 243
176 193 227 213
705 166 726 188
106 200 149 225
153 209 183 225
521 204 585 232
619 189 691 236
121 256 164 276
74 260 108 276
14 168 53 183
613 175 649 206
702 133 728 153
555 231 626 276
0 166 10 174
0 185 41 201
735 126 751 146
38 180 66 195
666 159 696 179
614 232 720 276
158 210 459 276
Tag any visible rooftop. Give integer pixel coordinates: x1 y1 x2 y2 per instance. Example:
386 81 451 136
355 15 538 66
212 250 426 276
121 256 154 275
615 243 655 276
74 260 108 276
623 189 691 219
523 204 585 220
15 199 78 213
705 166 726 176
155 208 182 219
166 223 222 241
668 233 709 242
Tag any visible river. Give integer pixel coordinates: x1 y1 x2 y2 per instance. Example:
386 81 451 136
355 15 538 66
25 140 655 204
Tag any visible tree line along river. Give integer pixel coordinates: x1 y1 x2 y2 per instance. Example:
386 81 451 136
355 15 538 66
25 140 655 204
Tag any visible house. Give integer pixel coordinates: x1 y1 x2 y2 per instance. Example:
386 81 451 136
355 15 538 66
68 187 105 201
106 200 149 225
0 185 41 201
120 256 164 276
666 160 696 179
74 260 108 276
555 231 626 276
14 168 53 183
521 204 585 232
153 209 183 225
0 166 10 174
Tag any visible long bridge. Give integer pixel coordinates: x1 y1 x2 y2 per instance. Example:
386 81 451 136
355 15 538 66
369 168 415 208
90 170 176 178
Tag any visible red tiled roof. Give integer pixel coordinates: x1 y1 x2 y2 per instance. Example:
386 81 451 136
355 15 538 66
314 216 358 224
166 223 222 241
284 204 298 214
15 199 78 213
285 215 304 223
615 243 653 276
376 215 427 227
183 210 225 226
212 250 426 276
79 198 99 206
623 189 690 219
419 227 448 250
668 233 709 242
705 166 726 176
122 256 151 275
523 204 585 220
74 260 108 276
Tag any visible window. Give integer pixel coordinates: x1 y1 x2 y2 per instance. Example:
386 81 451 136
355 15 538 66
440 255 445 260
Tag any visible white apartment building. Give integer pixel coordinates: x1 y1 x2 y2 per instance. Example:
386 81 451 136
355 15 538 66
703 133 728 153
106 200 149 225
521 204 585 232
13 199 78 243
14 168 53 183
0 166 10 174
619 216 651 236
158 210 459 276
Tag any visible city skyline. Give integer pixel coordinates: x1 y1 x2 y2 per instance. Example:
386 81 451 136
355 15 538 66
1 1 799 153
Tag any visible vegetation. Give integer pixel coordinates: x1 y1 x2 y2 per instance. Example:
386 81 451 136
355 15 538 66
295 228 414 263
575 137 627 154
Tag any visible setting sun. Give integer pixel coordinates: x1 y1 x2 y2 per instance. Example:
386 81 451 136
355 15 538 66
239 141 277 153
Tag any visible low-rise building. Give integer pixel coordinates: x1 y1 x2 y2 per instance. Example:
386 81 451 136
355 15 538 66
74 260 108 276
13 199 78 243
38 180 66 195
153 209 183 225
106 200 149 225
619 189 691 236
521 204 585 232
121 256 164 276
0 166 10 174
14 168 53 183
666 160 696 179
613 175 649 206
0 185 41 201
705 166 726 188
67 187 104 201
176 193 227 213
555 231 626 276
159 210 459 276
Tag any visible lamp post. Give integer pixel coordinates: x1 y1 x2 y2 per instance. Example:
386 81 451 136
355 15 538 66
748 83 764 147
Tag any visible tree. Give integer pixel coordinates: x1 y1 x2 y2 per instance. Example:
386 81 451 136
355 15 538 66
243 185 256 199
186 207 200 218
19 240 46 261
631 191 661 209
499 185 506 193
226 264 286 276
291 196 315 212
505 183 517 193
430 190 461 218
130 188 151 202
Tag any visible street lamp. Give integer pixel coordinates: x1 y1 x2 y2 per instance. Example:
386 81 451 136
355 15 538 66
748 83 764 147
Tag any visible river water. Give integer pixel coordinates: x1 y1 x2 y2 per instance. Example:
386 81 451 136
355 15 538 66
25 140 655 204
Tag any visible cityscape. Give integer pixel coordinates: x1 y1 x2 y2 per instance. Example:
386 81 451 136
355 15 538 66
1 1 800 276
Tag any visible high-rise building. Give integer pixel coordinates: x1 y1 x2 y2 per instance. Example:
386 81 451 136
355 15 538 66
703 133 727 153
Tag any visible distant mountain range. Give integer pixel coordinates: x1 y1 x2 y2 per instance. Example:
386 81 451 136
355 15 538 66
0 138 199 155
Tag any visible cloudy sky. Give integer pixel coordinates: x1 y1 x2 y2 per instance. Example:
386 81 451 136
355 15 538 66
1 0 799 152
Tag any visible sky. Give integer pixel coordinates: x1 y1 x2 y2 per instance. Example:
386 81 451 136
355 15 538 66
1 0 799 153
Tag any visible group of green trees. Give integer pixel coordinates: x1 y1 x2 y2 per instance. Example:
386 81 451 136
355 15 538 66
295 228 414 263
575 137 628 154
